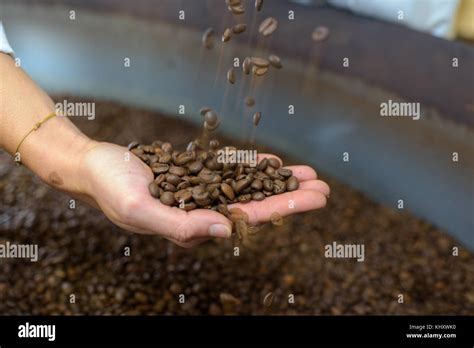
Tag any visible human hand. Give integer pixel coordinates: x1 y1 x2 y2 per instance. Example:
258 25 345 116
80 142 329 248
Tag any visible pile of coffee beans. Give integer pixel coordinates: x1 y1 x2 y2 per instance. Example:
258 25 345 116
1 97 473 316
128 140 299 214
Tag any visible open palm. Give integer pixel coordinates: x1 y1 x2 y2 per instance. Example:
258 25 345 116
81 142 329 247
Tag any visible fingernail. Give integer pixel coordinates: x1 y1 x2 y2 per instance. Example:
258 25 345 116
208 224 232 238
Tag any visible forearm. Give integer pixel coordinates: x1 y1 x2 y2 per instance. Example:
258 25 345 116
0 53 97 195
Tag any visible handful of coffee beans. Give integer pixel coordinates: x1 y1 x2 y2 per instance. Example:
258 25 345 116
128 139 299 216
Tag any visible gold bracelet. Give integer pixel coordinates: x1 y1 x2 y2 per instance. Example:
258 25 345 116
14 112 58 166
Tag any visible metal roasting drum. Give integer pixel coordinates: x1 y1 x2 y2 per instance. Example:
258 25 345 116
1 0 473 248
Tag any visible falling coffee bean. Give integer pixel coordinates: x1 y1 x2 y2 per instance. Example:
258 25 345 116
243 57 252 75
255 0 263 11
253 112 262 126
263 292 274 307
312 26 330 42
259 17 278 37
199 106 212 116
222 28 232 42
232 23 247 34
245 96 255 107
269 54 282 69
204 110 219 126
252 65 268 76
227 68 236 84
202 28 215 49
251 57 270 68
270 212 284 226
228 4 245 15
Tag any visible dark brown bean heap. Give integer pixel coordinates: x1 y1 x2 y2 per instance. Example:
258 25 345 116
129 140 299 214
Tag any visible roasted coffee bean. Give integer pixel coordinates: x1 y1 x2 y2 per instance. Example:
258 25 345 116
234 178 252 193
273 179 286 194
228 4 245 14
238 194 252 203
263 292 274 307
252 65 268 76
259 17 278 36
251 179 263 190
263 190 273 197
252 192 265 201
182 202 197 211
251 57 270 68
269 54 282 69
270 212 284 226
143 145 155 154
177 180 191 190
205 157 222 171
228 207 249 223
222 28 232 42
232 23 247 34
253 112 262 126
263 178 273 191
148 155 158 165
247 225 260 235
277 168 292 178
226 0 241 5
245 96 255 107
161 142 173 152
255 0 263 11
161 182 177 192
175 189 193 203
160 191 176 206
217 204 228 215
151 163 169 174
244 167 257 174
227 68 236 84
154 174 166 185
243 57 252 75
128 141 139 151
209 139 220 149
192 190 209 201
222 170 234 179
254 171 269 180
175 151 194 165
312 26 330 42
189 176 202 185
148 182 162 198
257 158 269 171
221 183 235 200
199 106 212 116
204 120 220 132
166 174 181 186
131 147 144 156
188 161 203 174
267 157 281 169
235 220 248 239
210 188 220 200
169 165 187 177
204 110 219 126
202 27 215 49
159 153 172 163
286 176 299 191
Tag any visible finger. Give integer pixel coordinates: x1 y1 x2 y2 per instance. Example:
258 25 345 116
299 179 330 196
284 165 318 181
229 189 327 225
122 195 232 243
113 220 211 248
